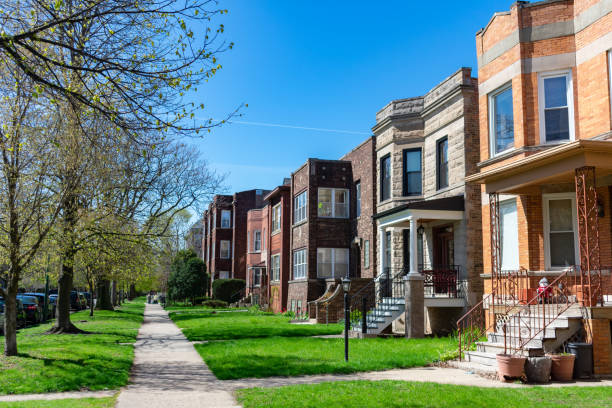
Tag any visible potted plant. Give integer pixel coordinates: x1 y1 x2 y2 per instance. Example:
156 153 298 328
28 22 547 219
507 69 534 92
549 352 575 382
496 323 526 382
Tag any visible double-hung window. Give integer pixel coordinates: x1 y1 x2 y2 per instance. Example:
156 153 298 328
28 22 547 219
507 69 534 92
293 249 307 280
294 191 307 223
403 148 422 196
221 210 231 228
253 230 261 252
271 254 280 281
436 137 449 190
363 240 370 268
489 84 514 155
380 155 391 201
539 71 574 143
317 248 349 278
220 240 231 259
317 188 349 218
543 194 578 269
272 204 281 232
356 182 361 217
252 268 261 286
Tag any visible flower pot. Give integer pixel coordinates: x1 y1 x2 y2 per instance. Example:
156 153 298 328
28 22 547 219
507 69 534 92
525 356 552 383
549 354 575 382
496 354 526 382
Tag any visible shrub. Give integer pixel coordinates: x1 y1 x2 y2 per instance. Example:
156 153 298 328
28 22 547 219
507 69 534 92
202 299 228 308
168 250 209 305
212 279 245 303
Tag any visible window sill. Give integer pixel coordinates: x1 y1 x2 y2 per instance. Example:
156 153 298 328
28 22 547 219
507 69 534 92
293 219 308 228
317 216 350 220
271 230 281 236
288 278 308 283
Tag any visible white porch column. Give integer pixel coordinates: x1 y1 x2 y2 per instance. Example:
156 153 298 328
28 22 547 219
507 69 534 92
379 225 386 277
409 217 419 275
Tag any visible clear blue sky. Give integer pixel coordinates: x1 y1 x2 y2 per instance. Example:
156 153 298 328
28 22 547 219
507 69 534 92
188 0 512 198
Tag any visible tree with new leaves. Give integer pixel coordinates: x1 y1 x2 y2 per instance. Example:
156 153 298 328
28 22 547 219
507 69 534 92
167 249 207 305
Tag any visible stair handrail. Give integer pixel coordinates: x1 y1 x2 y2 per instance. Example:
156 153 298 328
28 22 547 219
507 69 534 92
504 266 579 355
456 289 496 360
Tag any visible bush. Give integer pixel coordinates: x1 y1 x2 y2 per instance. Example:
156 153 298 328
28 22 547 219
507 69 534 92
194 296 211 305
168 249 209 305
212 279 245 303
202 299 228 308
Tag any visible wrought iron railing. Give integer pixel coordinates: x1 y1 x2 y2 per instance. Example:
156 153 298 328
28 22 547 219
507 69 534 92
420 264 464 298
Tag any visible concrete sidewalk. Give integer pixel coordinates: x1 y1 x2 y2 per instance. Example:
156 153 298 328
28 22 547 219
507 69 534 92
115 303 239 408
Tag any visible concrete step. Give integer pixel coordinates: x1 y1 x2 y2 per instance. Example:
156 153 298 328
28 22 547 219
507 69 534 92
476 341 544 355
464 351 498 367
488 328 557 342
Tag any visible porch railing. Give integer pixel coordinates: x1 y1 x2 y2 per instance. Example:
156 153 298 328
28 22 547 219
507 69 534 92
420 264 464 298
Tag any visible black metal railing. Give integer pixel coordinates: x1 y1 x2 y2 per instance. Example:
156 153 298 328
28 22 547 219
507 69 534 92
420 264 465 298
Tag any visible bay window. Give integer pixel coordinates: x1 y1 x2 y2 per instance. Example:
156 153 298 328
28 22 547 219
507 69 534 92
317 188 349 218
293 249 307 279
294 191 307 223
539 71 574 143
317 248 349 278
489 83 514 155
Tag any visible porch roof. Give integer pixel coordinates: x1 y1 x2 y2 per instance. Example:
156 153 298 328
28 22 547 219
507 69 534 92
376 195 465 228
466 140 612 194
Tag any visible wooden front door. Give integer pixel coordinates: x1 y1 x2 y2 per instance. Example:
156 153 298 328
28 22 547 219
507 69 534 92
433 225 454 267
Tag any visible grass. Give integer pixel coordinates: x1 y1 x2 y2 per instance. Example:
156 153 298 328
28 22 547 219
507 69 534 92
195 336 456 379
237 380 612 408
0 397 116 408
0 299 144 395
170 310 343 341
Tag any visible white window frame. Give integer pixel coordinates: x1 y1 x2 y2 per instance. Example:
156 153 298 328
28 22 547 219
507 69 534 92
363 240 370 268
293 249 307 280
317 188 349 219
219 271 229 279
253 230 261 252
294 191 307 224
252 268 261 287
220 240 231 259
316 247 349 279
272 204 281 233
499 197 520 271
542 193 579 270
271 254 280 281
221 210 231 229
356 182 361 217
538 70 575 144
488 82 514 157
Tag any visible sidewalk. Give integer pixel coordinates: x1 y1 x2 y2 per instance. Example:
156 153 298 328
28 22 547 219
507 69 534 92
115 303 239 408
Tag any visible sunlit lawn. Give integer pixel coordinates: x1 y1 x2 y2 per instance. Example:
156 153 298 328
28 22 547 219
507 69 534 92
237 381 612 408
170 309 343 341
196 336 456 379
0 300 144 395
0 397 116 408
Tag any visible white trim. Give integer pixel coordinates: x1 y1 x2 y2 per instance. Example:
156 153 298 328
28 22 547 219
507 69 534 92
608 49 612 122
293 190 307 224
220 240 231 259
542 193 580 270
488 82 514 157
271 254 280 282
220 210 231 229
538 70 576 144
293 249 307 280
317 187 350 219
378 210 464 229
272 203 282 233
316 247 349 279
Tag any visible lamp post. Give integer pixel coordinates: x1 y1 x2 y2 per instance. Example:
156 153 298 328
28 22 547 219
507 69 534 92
342 276 351 362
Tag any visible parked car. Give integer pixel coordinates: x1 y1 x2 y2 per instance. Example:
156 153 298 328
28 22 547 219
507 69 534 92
23 293 53 321
70 291 83 310
16 295 42 323
0 298 27 331
49 294 58 317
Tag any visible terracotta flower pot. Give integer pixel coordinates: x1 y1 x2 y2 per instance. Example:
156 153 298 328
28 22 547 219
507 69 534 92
496 353 526 382
550 354 575 382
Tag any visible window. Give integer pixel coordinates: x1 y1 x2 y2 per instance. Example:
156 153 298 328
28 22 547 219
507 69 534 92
436 137 448 190
384 231 392 270
500 199 519 270
294 191 307 223
293 249 307 279
489 84 514 155
221 210 231 228
317 248 349 278
220 240 231 259
356 182 361 217
252 268 261 286
363 240 370 268
271 254 280 281
539 71 574 143
253 230 261 252
272 204 281 232
380 154 391 201
403 148 422 196
544 194 578 269
317 188 349 218
219 271 229 279
263 228 266 250
211 242 215 259
212 211 217 229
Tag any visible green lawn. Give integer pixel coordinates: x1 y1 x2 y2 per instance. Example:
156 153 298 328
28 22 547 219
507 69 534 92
170 310 343 341
0 397 116 408
196 336 456 379
237 380 612 408
0 300 144 395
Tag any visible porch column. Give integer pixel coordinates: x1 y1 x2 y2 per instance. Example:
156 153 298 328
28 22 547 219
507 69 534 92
378 225 386 277
408 217 419 275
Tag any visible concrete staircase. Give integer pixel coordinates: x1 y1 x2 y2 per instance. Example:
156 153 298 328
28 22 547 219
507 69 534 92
464 305 583 368
349 297 405 335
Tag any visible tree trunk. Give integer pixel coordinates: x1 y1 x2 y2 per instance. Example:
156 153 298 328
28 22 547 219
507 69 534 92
96 279 114 310
88 280 95 317
3 282 18 356
129 284 136 300
111 280 118 306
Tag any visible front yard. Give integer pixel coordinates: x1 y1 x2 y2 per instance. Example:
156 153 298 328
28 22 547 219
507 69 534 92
0 397 116 408
0 299 144 395
237 380 612 408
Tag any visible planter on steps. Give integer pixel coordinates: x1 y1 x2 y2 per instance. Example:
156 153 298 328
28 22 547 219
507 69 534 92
525 356 552 383
549 354 575 382
496 354 526 382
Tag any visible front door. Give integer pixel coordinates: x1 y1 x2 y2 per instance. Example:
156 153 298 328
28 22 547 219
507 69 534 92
433 225 454 267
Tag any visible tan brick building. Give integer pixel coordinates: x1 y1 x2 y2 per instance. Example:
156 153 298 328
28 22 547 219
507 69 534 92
462 0 612 374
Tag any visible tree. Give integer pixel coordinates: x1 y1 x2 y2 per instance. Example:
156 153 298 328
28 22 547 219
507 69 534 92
167 249 207 305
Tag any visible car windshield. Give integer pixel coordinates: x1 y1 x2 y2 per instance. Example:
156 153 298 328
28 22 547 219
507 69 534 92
17 296 37 304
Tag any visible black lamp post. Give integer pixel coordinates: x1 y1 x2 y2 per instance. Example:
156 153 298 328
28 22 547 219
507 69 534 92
342 276 351 362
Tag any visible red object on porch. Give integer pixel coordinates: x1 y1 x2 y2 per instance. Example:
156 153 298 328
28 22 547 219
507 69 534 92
519 288 537 305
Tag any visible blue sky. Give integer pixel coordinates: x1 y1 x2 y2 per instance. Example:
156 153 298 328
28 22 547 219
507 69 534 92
187 0 512 198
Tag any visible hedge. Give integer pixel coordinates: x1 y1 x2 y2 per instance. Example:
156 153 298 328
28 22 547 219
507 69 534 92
212 279 245 303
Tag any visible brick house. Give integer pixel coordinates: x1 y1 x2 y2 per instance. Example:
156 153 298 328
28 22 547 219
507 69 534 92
245 207 267 306
288 137 377 321
203 189 270 293
460 0 612 374
360 68 482 336
185 219 203 259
